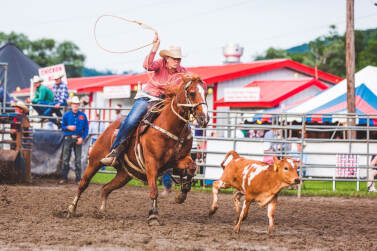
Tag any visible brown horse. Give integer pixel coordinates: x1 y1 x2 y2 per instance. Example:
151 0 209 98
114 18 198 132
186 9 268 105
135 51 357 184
67 74 208 225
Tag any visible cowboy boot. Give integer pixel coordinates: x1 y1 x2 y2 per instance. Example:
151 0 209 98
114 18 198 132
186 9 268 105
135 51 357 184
100 143 127 167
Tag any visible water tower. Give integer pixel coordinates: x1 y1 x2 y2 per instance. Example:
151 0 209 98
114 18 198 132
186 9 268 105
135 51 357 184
223 43 244 64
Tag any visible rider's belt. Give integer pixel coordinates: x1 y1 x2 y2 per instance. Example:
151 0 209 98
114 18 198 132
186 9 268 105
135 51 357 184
65 135 79 139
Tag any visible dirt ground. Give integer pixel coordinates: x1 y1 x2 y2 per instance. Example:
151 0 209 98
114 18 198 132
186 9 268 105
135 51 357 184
1 180 377 251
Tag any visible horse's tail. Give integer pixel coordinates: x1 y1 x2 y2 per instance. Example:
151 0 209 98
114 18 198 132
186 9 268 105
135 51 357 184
220 150 240 169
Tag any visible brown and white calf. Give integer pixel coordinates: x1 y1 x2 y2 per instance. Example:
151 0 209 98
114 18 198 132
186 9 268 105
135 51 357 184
209 150 300 234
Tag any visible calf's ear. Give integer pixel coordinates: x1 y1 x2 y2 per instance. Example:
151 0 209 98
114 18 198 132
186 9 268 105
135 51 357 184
273 163 278 172
273 156 279 172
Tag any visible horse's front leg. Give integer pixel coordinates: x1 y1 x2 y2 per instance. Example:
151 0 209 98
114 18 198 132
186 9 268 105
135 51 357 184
175 155 197 204
146 166 161 226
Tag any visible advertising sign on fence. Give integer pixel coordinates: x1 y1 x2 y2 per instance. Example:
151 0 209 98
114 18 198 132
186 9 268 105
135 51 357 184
103 85 131 99
224 87 260 102
336 154 358 177
38 64 67 87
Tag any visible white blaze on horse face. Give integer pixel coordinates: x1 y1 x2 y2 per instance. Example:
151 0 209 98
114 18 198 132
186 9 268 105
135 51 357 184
247 163 269 186
197 84 208 118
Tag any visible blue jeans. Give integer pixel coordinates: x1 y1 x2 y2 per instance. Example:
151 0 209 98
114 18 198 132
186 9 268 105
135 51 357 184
44 101 67 124
111 98 149 150
33 101 50 115
61 136 82 182
162 169 172 189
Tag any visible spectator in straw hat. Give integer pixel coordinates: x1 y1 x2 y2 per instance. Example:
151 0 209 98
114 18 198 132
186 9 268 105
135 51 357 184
26 75 54 117
10 100 31 150
44 73 68 127
101 33 188 167
59 96 88 184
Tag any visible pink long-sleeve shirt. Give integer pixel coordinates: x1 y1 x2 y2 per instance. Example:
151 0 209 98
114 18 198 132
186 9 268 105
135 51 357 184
142 51 187 97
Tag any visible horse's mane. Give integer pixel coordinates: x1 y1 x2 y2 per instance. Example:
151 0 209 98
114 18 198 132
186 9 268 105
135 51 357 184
163 73 201 106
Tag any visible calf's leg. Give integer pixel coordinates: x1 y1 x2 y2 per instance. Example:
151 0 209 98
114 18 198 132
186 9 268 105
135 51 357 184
267 196 277 234
209 179 229 216
233 199 251 233
233 190 243 223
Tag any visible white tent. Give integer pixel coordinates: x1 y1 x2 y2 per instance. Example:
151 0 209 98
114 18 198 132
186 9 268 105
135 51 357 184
287 66 377 114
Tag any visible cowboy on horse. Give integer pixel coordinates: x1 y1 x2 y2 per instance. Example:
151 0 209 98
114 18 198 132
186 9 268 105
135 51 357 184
67 32 209 225
100 33 188 168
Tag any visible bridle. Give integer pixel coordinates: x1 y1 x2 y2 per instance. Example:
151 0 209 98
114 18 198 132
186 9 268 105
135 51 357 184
171 80 208 123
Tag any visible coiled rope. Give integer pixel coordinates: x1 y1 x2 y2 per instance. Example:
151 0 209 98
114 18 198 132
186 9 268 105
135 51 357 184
94 14 158 54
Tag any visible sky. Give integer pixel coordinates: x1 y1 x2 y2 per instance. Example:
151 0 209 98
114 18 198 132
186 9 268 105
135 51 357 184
1 0 377 73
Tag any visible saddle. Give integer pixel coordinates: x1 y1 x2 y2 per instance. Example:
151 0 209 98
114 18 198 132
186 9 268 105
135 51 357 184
139 101 164 135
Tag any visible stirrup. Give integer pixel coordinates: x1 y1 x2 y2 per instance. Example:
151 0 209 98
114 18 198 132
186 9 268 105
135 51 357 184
100 149 118 166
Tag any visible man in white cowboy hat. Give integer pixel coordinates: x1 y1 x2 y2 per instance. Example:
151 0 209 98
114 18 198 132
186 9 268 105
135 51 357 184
44 73 68 127
26 75 54 116
59 96 88 184
100 32 187 167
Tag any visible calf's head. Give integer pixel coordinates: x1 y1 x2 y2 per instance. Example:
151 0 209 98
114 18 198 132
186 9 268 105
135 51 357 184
273 157 301 185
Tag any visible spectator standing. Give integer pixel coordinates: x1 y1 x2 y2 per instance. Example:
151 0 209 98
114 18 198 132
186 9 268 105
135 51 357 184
114 104 123 120
263 128 278 164
161 170 172 196
368 155 377 192
89 113 105 149
44 74 68 127
26 76 54 117
0 85 11 105
59 96 88 184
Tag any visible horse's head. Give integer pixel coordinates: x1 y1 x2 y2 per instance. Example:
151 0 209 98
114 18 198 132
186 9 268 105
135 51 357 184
171 74 209 128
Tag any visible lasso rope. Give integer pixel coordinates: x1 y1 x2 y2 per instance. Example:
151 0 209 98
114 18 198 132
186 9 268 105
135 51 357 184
94 14 158 54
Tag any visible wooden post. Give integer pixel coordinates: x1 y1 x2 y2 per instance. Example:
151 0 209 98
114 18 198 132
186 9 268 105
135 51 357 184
346 0 356 139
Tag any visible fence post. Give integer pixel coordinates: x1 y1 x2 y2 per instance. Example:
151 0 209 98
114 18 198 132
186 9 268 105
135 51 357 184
366 116 370 191
297 114 306 198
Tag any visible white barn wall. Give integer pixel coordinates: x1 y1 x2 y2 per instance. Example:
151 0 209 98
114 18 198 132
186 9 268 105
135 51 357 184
280 86 322 108
217 68 310 100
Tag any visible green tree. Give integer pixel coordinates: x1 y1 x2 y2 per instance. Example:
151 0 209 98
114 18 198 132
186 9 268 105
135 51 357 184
255 47 288 60
0 32 85 77
358 40 377 69
55 41 86 77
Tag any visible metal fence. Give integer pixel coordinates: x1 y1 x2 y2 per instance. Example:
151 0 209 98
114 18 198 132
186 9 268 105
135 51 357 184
4 102 377 194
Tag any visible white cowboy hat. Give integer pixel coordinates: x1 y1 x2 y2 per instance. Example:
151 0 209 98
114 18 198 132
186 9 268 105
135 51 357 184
12 100 29 114
31 75 44 84
69 96 80 104
53 73 65 80
159 46 184 59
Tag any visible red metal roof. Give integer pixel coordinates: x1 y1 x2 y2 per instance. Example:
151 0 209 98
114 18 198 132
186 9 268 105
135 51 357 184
215 78 328 108
13 59 342 95
12 75 123 94
75 59 342 93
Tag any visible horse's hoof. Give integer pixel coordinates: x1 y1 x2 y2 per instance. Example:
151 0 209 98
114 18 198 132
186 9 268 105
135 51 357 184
68 204 76 215
148 215 161 226
208 206 218 217
175 193 187 204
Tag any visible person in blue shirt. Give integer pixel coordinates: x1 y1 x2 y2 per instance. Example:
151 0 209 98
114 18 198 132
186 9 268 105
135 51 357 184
44 74 69 127
0 85 11 105
59 96 88 184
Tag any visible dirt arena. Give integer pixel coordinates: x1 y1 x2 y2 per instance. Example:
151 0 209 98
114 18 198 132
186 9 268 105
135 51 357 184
1 180 377 250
